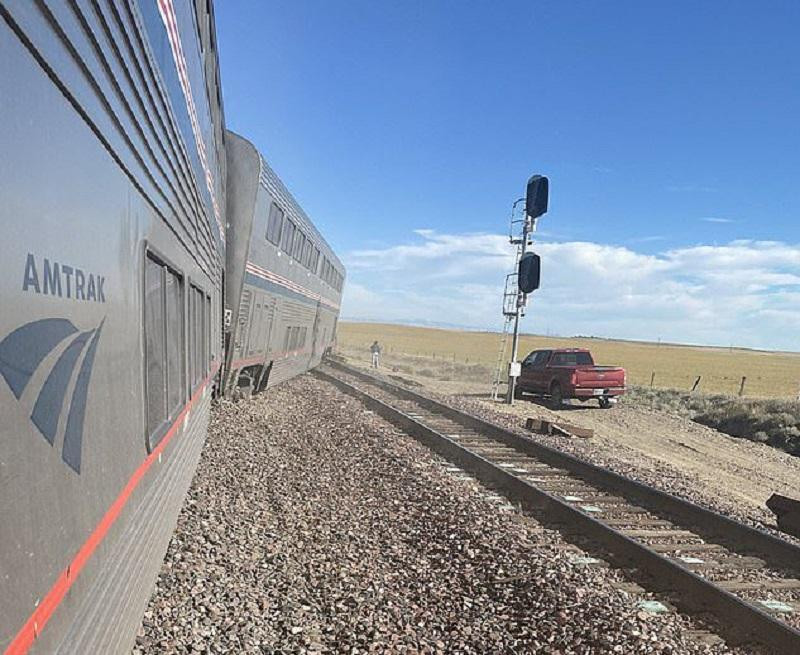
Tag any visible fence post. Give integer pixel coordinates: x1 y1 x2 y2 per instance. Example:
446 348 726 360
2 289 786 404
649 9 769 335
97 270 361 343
739 376 747 397
650 371 656 388
691 376 702 392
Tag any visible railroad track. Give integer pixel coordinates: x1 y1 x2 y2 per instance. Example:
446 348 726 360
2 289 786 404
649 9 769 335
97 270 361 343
317 360 800 654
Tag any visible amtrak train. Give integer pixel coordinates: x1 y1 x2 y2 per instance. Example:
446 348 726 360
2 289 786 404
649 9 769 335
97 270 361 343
0 2 344 654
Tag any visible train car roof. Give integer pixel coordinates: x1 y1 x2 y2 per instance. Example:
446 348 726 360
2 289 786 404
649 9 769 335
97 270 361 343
225 130 344 276
257 155 344 274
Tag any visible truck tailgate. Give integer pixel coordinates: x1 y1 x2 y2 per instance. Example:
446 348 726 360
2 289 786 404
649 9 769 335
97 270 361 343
574 366 625 387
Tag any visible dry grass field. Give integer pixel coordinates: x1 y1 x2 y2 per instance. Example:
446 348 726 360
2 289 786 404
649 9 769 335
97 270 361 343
338 321 800 399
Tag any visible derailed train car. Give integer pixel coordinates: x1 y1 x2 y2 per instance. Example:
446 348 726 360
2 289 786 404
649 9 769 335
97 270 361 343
0 1 343 654
222 131 344 396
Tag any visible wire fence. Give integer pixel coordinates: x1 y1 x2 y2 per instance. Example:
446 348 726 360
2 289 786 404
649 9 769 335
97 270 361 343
338 343 799 400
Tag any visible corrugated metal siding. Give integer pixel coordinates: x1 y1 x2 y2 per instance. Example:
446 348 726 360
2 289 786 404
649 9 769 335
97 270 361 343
57 393 211 654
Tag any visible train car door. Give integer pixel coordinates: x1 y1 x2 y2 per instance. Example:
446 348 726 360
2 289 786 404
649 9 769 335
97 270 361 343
310 300 321 361
235 289 253 358
246 295 275 358
261 298 276 356
245 293 265 357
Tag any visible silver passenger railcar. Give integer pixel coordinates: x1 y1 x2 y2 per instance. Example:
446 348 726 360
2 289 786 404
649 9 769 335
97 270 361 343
0 2 345 653
0 1 225 653
222 131 344 396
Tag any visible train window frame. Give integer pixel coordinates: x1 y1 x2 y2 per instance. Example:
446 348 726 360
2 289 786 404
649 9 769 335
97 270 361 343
292 230 305 260
187 283 210 392
281 219 296 255
165 268 184 417
143 249 185 452
266 202 284 246
205 293 212 370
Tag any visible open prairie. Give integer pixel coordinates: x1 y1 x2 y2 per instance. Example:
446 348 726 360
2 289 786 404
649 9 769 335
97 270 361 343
338 321 800 399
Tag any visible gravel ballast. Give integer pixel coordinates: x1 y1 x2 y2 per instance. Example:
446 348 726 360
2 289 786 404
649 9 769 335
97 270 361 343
343 359 800 546
134 375 751 654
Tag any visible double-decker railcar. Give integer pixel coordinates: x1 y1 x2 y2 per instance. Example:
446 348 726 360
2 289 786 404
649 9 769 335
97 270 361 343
0 2 346 654
222 131 344 396
0 1 225 653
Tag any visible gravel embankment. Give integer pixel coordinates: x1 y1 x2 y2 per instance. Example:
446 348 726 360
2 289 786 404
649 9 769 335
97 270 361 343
134 375 749 654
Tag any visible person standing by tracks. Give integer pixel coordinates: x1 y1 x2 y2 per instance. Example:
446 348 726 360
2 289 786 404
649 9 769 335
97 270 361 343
370 340 382 368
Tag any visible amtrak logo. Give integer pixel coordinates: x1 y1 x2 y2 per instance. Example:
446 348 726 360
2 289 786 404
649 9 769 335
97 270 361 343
0 318 104 473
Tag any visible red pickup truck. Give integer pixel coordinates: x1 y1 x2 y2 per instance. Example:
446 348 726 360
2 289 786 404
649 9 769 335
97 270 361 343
516 348 626 408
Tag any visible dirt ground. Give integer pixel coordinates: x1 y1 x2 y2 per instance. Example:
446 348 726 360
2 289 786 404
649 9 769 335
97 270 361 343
340 352 800 524
491 391 800 515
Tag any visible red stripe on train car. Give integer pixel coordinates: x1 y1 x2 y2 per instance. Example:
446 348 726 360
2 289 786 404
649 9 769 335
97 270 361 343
3 364 220 655
244 261 341 311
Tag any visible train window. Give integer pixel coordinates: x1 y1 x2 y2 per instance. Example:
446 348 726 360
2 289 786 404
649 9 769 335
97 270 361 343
195 287 203 386
266 202 284 245
311 247 320 273
145 257 166 438
284 327 291 351
281 219 296 254
292 230 304 260
195 291 201 381
165 270 184 415
187 285 209 391
206 296 214 371
202 291 207 372
188 288 195 388
144 254 184 446
302 239 312 268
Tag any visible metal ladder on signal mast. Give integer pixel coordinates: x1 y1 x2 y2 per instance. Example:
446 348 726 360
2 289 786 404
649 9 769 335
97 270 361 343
490 234 526 400
490 314 514 400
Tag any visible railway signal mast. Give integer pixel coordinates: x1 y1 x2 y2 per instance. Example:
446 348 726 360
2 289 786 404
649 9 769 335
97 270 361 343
504 174 549 404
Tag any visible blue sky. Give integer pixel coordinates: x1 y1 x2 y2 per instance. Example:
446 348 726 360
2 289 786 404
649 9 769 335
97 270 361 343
215 1 799 350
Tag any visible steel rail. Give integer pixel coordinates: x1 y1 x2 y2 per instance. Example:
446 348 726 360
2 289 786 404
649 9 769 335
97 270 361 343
317 362 800 654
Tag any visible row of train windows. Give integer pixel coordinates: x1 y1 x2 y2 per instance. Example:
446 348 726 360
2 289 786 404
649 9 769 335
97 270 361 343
144 254 212 444
266 202 344 292
284 325 308 352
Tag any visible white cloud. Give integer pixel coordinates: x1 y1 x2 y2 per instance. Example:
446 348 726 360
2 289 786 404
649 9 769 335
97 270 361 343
700 216 736 223
339 230 800 351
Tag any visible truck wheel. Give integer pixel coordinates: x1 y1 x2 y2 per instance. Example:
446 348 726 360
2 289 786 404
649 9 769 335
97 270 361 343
599 397 612 409
549 383 563 409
